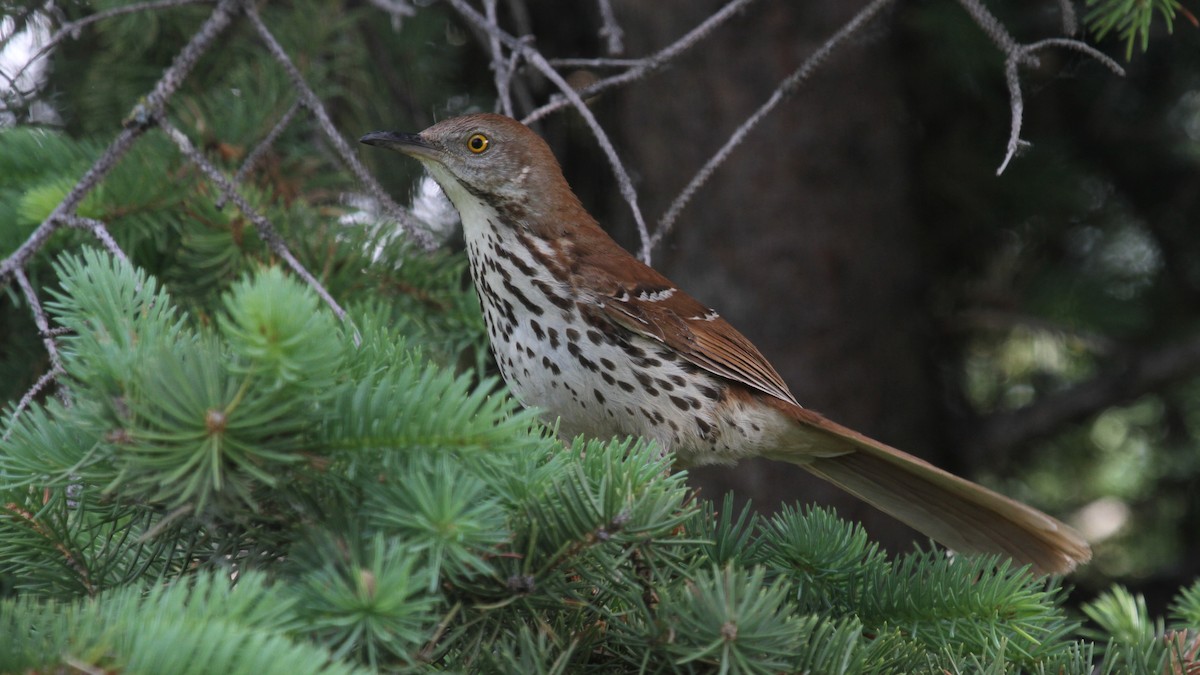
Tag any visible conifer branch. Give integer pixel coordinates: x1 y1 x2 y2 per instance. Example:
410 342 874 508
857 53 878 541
0 0 238 290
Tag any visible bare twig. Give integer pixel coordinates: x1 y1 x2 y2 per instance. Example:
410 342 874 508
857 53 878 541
445 0 654 262
595 0 624 55
242 4 436 252
63 216 131 265
1058 0 1079 36
546 57 642 68
236 97 302 184
13 269 68 405
217 97 303 208
1 369 62 443
956 0 1021 52
955 0 1124 175
484 0 515 116
523 0 760 124
1025 36 1124 68
654 0 896 248
158 118 355 336
997 57 1033 175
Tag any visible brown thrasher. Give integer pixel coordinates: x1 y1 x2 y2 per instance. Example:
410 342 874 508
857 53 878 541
361 113 1091 574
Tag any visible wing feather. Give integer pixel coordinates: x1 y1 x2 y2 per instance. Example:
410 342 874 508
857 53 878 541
575 248 798 406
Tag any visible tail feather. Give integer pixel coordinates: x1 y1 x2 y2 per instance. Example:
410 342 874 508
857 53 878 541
773 403 1091 575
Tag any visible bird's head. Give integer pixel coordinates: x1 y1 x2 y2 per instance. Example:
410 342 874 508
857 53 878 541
361 113 578 227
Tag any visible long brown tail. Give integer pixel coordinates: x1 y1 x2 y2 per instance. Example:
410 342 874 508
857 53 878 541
770 402 1092 575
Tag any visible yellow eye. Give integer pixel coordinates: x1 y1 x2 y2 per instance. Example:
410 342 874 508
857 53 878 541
466 133 489 154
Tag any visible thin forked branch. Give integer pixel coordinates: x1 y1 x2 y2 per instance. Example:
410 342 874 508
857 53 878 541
524 0 760 124
955 0 1124 175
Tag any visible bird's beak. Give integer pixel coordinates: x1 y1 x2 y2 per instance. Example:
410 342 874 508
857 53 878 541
359 130 441 162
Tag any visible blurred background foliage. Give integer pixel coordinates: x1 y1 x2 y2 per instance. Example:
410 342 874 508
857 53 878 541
901 0 1200 595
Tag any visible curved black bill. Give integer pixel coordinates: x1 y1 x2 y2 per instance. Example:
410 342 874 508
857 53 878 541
359 130 429 149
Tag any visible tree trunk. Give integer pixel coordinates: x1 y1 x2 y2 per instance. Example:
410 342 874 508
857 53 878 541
602 1 942 551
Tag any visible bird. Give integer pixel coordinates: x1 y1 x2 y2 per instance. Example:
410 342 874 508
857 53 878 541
360 113 1091 574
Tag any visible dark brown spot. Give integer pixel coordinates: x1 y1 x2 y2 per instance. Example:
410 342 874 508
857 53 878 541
601 372 615 385
593 389 606 404
502 246 538 276
622 343 646 359
669 395 690 411
566 327 581 342
547 327 560 349
530 319 545 341
504 279 543 316
600 357 616 371
586 329 604 345
533 279 573 310
633 371 659 396
617 380 635 393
